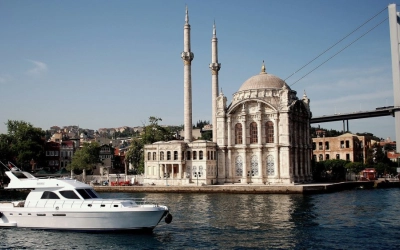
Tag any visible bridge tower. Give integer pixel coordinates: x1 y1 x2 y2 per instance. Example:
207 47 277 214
388 4 400 148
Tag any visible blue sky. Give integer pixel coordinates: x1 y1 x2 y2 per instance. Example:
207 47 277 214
0 0 396 140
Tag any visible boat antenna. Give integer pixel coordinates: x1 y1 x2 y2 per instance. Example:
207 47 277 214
0 160 11 171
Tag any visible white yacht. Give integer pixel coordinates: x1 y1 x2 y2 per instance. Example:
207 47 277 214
0 168 172 231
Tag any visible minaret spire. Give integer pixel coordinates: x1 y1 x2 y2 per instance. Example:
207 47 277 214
209 20 221 143
181 6 194 142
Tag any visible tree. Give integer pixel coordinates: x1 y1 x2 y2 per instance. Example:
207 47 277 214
125 138 144 174
67 142 101 182
3 120 45 169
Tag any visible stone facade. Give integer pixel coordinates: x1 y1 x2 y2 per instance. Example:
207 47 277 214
143 7 313 185
312 132 372 163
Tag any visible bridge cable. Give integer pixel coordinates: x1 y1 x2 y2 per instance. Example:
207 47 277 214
284 6 388 83
289 16 388 87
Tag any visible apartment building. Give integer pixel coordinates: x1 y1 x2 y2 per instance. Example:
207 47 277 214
312 131 372 163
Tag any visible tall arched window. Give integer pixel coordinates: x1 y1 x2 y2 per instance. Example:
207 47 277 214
235 156 243 176
266 121 274 143
167 151 171 160
152 152 156 160
160 151 164 160
250 122 258 144
193 151 197 160
147 152 151 160
235 123 242 144
199 151 203 160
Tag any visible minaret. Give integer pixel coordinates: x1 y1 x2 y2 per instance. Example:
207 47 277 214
209 21 221 143
181 6 194 142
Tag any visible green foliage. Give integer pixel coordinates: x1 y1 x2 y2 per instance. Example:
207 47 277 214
67 142 101 171
312 159 349 181
1 120 45 169
125 138 144 174
345 161 364 174
194 120 210 129
201 130 212 141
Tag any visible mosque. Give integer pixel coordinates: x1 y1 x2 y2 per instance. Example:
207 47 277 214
143 7 313 185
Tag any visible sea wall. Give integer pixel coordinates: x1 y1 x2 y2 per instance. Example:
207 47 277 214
93 181 379 194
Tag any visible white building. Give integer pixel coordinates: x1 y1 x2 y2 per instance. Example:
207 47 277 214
144 7 312 185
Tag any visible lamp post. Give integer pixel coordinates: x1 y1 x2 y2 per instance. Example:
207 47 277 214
164 172 170 186
194 171 201 186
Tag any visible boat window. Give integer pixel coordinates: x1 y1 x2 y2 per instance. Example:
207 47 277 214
41 191 60 199
85 189 99 198
76 189 92 199
59 190 80 199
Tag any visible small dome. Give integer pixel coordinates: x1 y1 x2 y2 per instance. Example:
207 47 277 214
238 62 286 91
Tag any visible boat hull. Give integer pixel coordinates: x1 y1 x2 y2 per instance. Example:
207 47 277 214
0 207 168 231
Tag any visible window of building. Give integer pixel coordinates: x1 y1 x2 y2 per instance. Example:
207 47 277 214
340 141 345 148
207 151 210 160
235 156 243 176
187 151 191 160
153 152 156 161
193 151 197 160
346 140 350 148
174 151 178 160
312 142 316 150
325 142 329 150
336 154 340 159
346 154 350 161
267 155 274 176
266 121 274 143
318 142 323 150
199 151 203 160
167 151 171 160
326 154 330 160
319 154 323 161
160 151 164 160
250 122 258 144
147 152 151 160
235 123 242 144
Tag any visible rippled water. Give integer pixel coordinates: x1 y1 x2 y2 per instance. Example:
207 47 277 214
1 188 400 249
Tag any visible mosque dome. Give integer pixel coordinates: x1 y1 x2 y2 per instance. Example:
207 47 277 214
238 62 286 92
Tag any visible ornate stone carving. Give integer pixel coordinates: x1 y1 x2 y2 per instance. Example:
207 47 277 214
209 62 221 75
181 51 194 64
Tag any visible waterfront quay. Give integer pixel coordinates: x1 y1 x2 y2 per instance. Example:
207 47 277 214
92 180 398 194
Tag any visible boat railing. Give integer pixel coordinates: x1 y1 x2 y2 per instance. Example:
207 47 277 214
23 198 159 208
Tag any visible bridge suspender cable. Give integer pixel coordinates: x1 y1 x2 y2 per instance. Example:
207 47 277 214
284 6 388 87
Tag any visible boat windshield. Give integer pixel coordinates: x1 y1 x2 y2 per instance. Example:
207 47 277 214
76 189 99 199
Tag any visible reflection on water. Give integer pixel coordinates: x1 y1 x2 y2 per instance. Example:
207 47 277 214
1 189 400 249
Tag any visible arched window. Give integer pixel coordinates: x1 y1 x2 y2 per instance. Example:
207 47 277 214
193 151 197 160
167 151 171 160
250 122 258 144
267 155 274 176
187 151 191 160
235 156 243 176
160 151 164 160
199 151 203 160
251 155 258 176
235 123 242 144
266 121 274 143
174 151 178 160
152 152 156 160
147 152 151 160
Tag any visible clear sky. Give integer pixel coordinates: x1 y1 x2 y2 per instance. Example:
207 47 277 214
0 0 396 140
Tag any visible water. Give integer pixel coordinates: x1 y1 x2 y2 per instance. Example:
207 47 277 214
1 188 400 249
